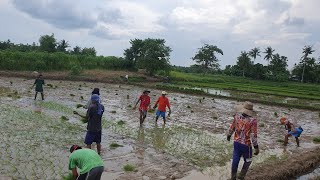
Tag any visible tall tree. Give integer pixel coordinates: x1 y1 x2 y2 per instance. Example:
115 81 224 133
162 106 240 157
124 39 144 68
263 46 275 65
236 51 252 77
124 38 172 75
72 46 82 55
56 39 69 52
249 47 261 62
192 44 223 73
301 45 315 83
39 34 57 53
81 47 96 56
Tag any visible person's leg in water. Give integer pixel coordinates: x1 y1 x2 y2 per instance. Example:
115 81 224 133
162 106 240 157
231 142 242 180
295 137 300 147
139 110 143 125
97 143 101 155
284 134 291 146
238 145 252 180
34 92 38 100
40 92 44 100
155 110 161 124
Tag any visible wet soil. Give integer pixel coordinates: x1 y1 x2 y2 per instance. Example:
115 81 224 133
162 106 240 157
0 76 320 179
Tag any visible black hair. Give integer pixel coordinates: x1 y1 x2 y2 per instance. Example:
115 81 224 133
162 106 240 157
92 88 100 95
70 145 82 153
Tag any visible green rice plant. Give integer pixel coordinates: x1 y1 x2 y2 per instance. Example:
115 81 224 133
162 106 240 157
274 112 278 117
173 98 177 101
313 137 320 143
111 110 117 113
81 118 88 123
76 104 83 108
70 94 75 97
110 142 124 149
60 116 69 121
78 88 82 90
117 120 125 125
62 173 73 180
80 96 84 100
148 109 155 113
276 139 284 143
127 104 132 108
191 110 194 113
47 84 54 88
187 105 191 109
123 164 136 172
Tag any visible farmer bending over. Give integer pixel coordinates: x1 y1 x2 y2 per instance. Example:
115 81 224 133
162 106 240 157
153 91 171 124
227 101 259 180
134 90 151 126
280 117 303 147
74 94 104 154
69 145 104 180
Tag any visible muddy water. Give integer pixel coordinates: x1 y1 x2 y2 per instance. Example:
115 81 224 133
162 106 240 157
0 77 320 179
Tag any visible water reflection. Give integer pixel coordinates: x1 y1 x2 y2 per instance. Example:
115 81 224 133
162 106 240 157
152 124 167 150
136 127 145 165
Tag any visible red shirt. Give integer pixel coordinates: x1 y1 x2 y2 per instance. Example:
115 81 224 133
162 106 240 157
139 95 150 111
155 96 170 112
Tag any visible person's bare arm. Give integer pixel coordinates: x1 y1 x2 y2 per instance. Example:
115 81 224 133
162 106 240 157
72 168 78 180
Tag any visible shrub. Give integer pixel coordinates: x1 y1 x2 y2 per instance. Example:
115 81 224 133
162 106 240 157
70 65 83 75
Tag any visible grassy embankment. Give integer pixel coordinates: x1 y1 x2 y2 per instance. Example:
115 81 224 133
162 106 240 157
156 71 320 110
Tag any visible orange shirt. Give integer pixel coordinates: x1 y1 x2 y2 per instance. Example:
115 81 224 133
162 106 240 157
155 96 170 112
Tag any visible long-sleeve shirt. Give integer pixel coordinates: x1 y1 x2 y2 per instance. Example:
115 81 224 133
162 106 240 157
154 96 170 112
138 95 150 111
228 113 258 147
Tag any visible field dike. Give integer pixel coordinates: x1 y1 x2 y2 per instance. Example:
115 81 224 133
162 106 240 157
246 147 320 180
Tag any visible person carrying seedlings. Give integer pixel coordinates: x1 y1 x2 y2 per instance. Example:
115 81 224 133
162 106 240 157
227 101 259 180
69 145 104 180
280 117 303 147
32 74 45 100
74 94 105 155
133 90 151 126
153 91 171 124
84 88 101 109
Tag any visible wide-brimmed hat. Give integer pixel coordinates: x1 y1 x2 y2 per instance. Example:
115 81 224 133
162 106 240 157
161 91 167 95
235 101 256 117
143 90 150 93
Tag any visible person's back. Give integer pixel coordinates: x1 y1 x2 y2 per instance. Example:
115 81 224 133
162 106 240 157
230 113 257 146
87 104 105 132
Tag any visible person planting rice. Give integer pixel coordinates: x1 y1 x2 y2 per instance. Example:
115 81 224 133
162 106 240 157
69 145 104 180
74 94 104 155
32 74 45 100
227 101 259 180
280 117 303 147
133 90 151 126
153 91 171 124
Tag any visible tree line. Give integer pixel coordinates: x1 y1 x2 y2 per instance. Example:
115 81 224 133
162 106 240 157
0 34 319 83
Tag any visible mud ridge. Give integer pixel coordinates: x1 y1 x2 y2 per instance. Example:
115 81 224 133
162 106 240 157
246 147 320 180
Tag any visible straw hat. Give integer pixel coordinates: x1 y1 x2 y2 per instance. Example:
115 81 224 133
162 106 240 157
161 91 167 95
235 101 256 117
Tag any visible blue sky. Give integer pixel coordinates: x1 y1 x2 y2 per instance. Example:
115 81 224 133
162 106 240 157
1 0 319 70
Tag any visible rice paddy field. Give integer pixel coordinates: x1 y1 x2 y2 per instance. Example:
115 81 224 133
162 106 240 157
0 76 320 180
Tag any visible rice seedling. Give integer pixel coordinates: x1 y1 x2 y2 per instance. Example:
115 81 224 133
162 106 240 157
76 104 83 108
70 94 75 97
313 137 320 143
127 104 132 108
117 120 125 125
111 110 117 114
110 142 124 149
123 164 136 172
80 96 84 100
60 116 69 121
274 112 278 117
187 105 191 109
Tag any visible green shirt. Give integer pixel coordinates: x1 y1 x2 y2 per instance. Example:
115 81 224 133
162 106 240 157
34 79 44 92
68 149 104 174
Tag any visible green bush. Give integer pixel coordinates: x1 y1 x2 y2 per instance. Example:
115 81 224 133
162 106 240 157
70 65 83 75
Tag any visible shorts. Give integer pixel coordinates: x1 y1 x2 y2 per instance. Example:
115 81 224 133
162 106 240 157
77 166 104 180
156 110 166 118
139 108 147 117
85 131 101 145
289 127 303 137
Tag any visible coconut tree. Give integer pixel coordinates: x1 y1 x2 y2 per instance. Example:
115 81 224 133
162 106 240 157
301 45 315 83
236 51 252 77
249 47 261 62
263 46 275 65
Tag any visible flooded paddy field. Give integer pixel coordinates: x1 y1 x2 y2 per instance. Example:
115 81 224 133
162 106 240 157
0 77 320 180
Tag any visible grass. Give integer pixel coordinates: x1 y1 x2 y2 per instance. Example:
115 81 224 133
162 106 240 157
313 137 320 143
110 142 124 149
117 120 125 125
123 164 136 172
60 116 69 121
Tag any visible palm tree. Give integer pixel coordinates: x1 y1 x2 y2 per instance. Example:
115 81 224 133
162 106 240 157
301 45 315 83
263 46 275 65
237 51 251 77
249 47 261 62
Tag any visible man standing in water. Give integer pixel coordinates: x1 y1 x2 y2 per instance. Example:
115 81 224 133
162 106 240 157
32 74 45 100
153 91 171 124
69 145 104 180
134 90 151 126
227 101 259 180
74 94 104 155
